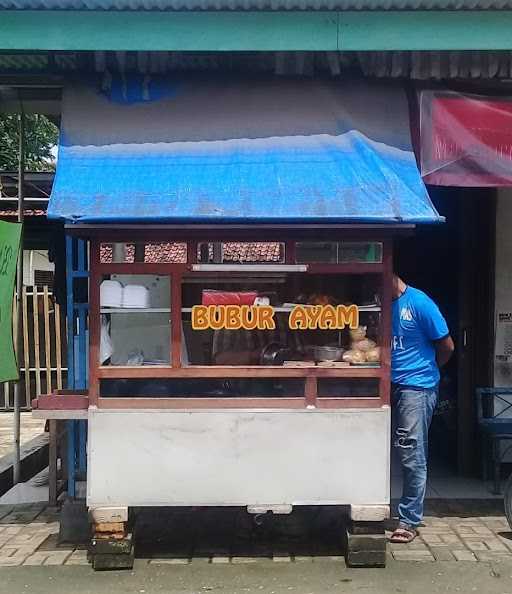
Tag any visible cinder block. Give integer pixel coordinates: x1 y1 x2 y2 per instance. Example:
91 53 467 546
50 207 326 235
92 550 134 571
345 527 387 568
350 505 389 522
90 533 133 555
89 507 128 524
350 521 385 535
346 533 387 553
345 550 386 568
94 522 125 534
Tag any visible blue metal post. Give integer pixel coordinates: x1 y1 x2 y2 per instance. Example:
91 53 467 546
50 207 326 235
65 236 89 498
65 235 74 389
77 240 88 477
65 235 76 498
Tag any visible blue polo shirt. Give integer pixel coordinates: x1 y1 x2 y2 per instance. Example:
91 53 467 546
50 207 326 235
391 286 450 389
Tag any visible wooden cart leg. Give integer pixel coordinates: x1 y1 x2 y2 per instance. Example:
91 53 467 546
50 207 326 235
48 420 58 507
493 438 501 495
481 433 489 481
89 507 134 571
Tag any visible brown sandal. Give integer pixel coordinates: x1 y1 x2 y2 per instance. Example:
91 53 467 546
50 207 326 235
389 526 418 543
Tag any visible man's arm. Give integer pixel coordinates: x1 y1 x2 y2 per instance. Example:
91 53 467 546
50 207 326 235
435 335 455 368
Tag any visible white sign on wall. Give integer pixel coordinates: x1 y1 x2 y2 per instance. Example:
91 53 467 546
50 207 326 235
495 311 512 389
495 311 512 362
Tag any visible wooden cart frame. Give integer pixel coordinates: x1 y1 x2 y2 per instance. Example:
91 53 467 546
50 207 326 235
69 224 405 411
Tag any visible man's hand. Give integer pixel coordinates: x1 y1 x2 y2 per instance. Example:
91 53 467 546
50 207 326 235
435 335 455 368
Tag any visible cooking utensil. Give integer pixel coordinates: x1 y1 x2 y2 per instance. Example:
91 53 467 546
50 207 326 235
306 345 345 362
260 343 291 366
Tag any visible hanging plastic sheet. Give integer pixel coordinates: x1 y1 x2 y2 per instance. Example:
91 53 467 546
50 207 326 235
420 90 512 187
48 76 442 224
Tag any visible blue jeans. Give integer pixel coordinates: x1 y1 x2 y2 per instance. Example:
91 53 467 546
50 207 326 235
392 384 438 528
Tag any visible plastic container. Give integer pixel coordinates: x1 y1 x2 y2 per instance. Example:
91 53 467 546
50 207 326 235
100 280 123 308
122 285 150 308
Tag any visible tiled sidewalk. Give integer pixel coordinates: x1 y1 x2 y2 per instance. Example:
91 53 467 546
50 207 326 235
388 514 512 562
0 504 87 567
1 502 512 567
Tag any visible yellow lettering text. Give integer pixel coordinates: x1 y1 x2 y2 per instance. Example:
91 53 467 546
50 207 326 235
225 305 242 330
258 306 276 330
338 304 359 330
191 305 209 330
318 305 337 329
289 305 308 330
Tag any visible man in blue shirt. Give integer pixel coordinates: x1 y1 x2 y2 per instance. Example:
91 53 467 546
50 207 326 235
390 275 454 544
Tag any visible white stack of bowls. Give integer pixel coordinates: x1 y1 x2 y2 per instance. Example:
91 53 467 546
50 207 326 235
100 280 123 308
100 280 150 308
122 285 150 309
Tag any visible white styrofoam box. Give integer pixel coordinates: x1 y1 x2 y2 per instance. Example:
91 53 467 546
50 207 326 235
100 280 123 308
111 274 169 308
122 285 150 308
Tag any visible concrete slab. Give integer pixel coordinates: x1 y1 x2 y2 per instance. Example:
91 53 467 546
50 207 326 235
0 414 45 459
0 483 48 505
2 560 512 594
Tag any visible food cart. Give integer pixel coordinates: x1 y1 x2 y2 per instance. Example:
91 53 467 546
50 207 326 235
64 225 394 567
34 77 443 569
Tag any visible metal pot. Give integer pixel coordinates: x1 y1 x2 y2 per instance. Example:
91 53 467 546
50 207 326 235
306 345 345 362
260 342 291 366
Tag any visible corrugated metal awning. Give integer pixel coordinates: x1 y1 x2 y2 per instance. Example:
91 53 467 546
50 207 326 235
2 0 512 9
3 51 512 81
48 77 441 224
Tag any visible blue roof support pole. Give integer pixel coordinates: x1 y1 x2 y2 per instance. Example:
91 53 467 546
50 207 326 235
65 236 90 499
65 234 76 499
77 301 88 476
76 240 89 487
65 235 74 389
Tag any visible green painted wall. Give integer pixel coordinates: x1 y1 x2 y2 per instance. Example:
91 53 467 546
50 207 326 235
340 12 512 50
0 11 338 51
1 10 512 51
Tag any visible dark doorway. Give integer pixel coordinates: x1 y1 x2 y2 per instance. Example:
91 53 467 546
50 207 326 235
394 187 495 476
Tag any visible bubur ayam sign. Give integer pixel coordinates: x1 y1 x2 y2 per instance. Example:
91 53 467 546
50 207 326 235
192 304 359 331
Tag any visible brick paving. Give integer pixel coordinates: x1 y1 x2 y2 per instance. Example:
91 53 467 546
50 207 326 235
1 502 512 567
386 507 512 562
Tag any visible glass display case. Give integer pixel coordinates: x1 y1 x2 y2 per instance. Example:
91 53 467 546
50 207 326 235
88 231 392 410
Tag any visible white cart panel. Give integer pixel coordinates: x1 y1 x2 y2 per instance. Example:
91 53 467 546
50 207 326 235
87 407 390 508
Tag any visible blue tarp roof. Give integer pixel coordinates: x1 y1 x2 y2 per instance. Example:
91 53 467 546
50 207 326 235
48 77 442 225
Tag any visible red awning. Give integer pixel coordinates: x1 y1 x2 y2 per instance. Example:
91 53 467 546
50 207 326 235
420 91 512 187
